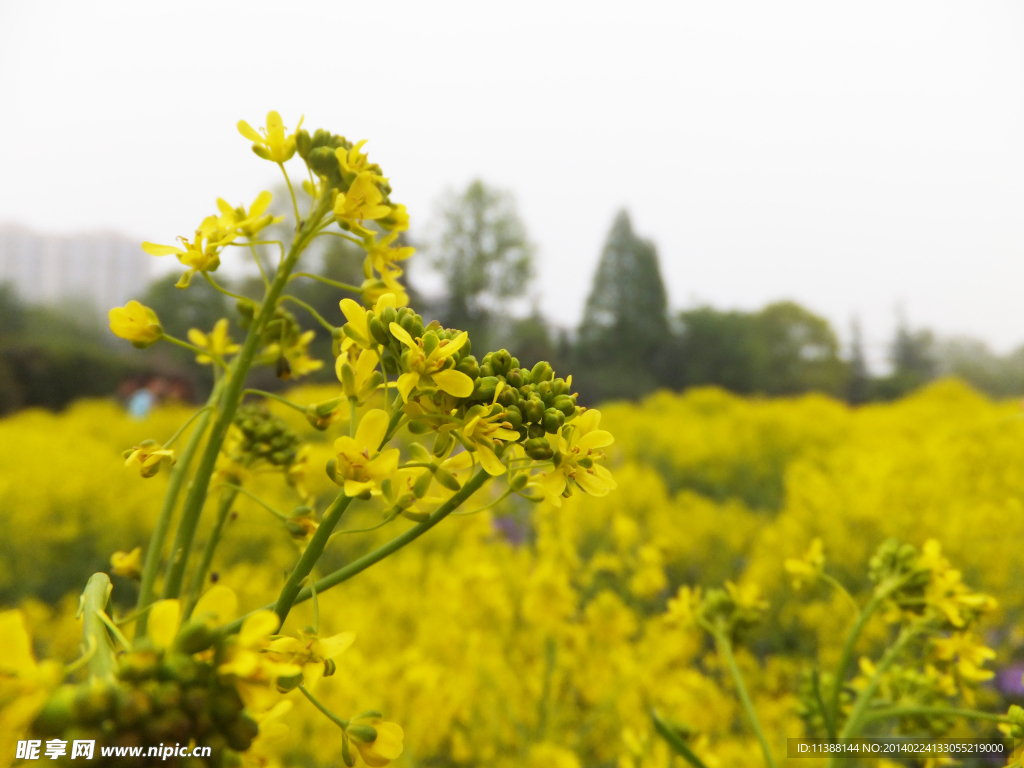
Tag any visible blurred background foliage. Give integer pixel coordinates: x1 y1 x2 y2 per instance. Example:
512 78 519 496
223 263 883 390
3 178 1024 417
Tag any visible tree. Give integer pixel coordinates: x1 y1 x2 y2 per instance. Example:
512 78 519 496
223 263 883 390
663 307 759 393
428 180 534 341
846 317 871 404
578 210 669 366
752 301 847 395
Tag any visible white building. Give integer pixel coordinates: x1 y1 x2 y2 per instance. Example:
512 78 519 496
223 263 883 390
0 224 150 314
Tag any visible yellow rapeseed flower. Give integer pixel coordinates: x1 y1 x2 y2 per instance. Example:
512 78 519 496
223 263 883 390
142 229 229 288
188 319 241 365
784 538 825 589
238 110 303 163
109 547 143 579
540 409 615 507
340 293 399 351
123 440 176 478
108 300 163 347
348 713 405 767
334 171 391 223
389 323 473 402
933 632 996 683
331 409 400 498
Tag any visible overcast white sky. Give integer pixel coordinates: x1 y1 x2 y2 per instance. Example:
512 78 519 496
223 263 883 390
1 1 1023 363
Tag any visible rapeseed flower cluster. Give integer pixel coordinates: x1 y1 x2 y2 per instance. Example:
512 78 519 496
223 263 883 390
0 112 621 766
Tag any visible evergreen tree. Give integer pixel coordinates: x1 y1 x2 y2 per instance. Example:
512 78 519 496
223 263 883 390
578 211 669 366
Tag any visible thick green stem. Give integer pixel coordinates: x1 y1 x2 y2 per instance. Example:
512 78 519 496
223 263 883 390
161 192 332 600
135 387 219 637
714 630 778 768
828 592 884 725
183 487 239 620
274 493 353 625
839 620 929 739
80 573 115 679
223 469 490 635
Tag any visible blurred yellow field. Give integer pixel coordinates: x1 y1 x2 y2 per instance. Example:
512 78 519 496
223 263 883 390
4 379 1020 767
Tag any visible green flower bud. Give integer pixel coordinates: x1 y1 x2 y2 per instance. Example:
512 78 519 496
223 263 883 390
542 408 564 434
530 360 553 383
369 316 389 345
524 437 553 461
432 431 453 457
413 468 433 498
522 398 545 424
432 466 462 492
175 619 216 655
504 405 523 430
323 658 337 678
276 671 304 693
342 734 356 767
479 363 495 378
472 376 499 402
347 723 379 743
406 418 431 434
497 385 519 407
209 688 245 724
527 423 546 440
510 472 530 491
422 331 439 356
553 395 576 416
490 349 512 375
381 305 398 327
307 145 340 178
224 712 259 751
409 442 432 463
295 129 312 159
381 351 400 375
456 355 480 380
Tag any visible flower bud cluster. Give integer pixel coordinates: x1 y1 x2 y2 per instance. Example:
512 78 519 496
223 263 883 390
31 650 256 768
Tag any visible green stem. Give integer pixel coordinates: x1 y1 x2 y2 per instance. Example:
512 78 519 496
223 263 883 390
202 272 248 302
839 620 929 740
274 494 354 625
136 386 219 636
290 272 363 293
652 710 710 768
163 334 228 368
828 592 884 726
299 684 349 730
222 469 490 635
161 191 332 601
811 669 836 739
242 388 308 413
714 629 777 768
222 483 289 520
249 243 270 288
820 573 860 616
161 405 213 449
280 162 301 228
80 573 115 679
280 294 337 333
863 705 1012 724
183 487 239 619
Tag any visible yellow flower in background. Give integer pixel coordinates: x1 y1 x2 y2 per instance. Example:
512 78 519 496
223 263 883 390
360 270 409 308
0 611 63 768
109 547 142 579
266 330 323 380
347 713 405 767
219 609 299 714
784 538 825 589
665 585 703 627
389 323 473 402
188 318 241 365
148 599 181 650
123 440 176 478
331 409 400 498
366 232 414 276
540 408 615 507
108 300 162 347
933 632 996 683
334 171 391 223
238 110 302 163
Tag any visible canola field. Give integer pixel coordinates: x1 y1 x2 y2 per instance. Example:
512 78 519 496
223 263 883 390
2 379 1022 768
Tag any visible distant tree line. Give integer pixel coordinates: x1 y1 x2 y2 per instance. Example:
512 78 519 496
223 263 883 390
1 179 1021 414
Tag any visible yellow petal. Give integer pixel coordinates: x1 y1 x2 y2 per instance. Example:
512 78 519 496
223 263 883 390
576 430 614 451
431 331 468 360
345 479 375 497
340 298 368 330
149 600 181 650
431 369 474 398
355 409 390 452
365 449 400 479
142 242 184 257
250 190 272 217
574 409 601 434
389 322 415 348
476 445 507 476
237 120 263 143
240 609 280 647
192 585 238 627
396 372 420 402
315 630 356 660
